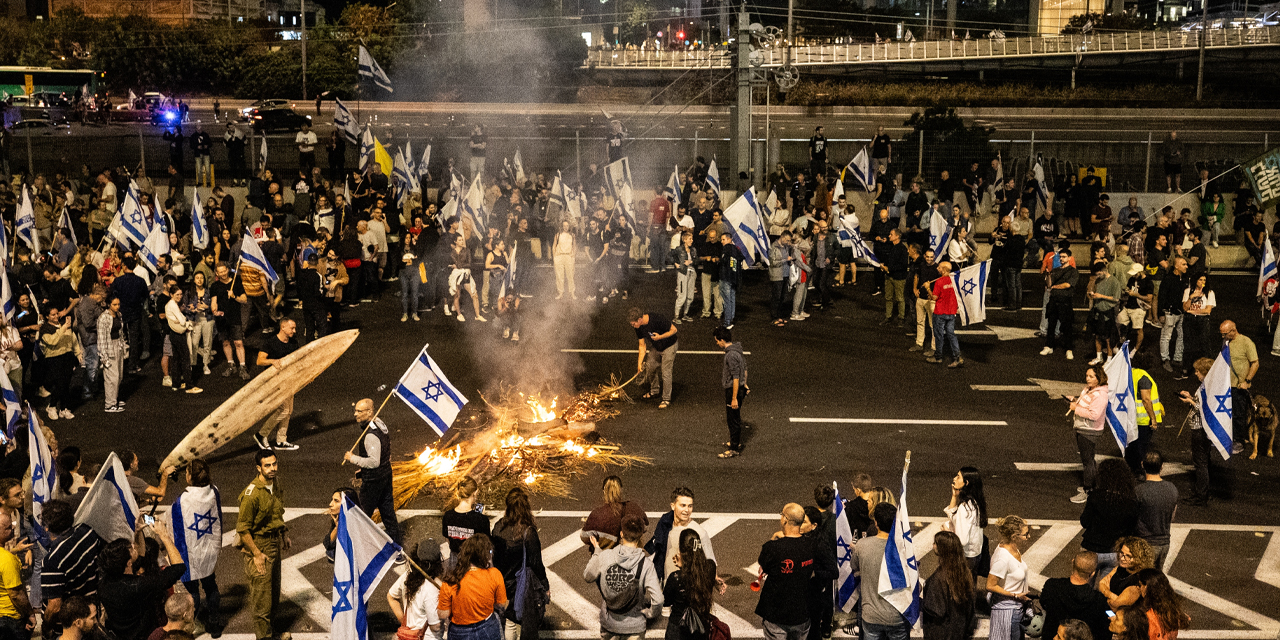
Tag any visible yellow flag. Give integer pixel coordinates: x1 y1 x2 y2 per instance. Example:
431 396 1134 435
374 138 393 177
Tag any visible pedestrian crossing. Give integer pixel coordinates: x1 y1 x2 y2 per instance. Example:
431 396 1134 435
197 508 1280 639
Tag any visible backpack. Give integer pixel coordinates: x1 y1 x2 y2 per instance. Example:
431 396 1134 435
709 614 731 640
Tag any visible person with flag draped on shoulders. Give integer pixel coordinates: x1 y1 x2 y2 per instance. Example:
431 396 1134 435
851 502 908 640
171 459 224 637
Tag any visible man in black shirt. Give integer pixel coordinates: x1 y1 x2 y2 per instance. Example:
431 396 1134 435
909 245 939 355
40 265 79 316
869 209 896 296
296 255 327 342
719 234 743 329
40 500 103 623
255 318 299 450
607 120 625 163
1241 209 1267 266
1040 551 1110 640
808 126 827 181
211 262 248 379
880 229 909 326
628 308 678 409
1040 248 1079 360
108 256 149 372
98 524 187 640
1032 209 1061 259
756 503 816 640
870 126 892 171
1156 257 1188 374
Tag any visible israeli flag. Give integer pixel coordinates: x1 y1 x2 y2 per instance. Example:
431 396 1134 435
358 127 374 175
74 451 140 543
333 98 361 143
15 187 38 254
357 45 394 93
259 136 269 172
830 174 845 208
616 182 637 229
1103 342 1138 453
191 197 209 251
832 481 859 613
239 233 279 287
0 209 9 265
1197 346 1235 460
664 165 680 202
513 149 526 185
1258 238 1276 297
0 375 17 439
837 215 881 268
845 147 873 191
461 176 488 238
332 494 401 640
392 148 412 209
394 346 468 437
499 244 518 299
950 259 990 326
604 156 634 219
928 210 952 265
420 145 432 180
0 265 13 322
549 172 567 210
439 173 462 231
1033 162 1050 210
878 461 922 627
171 485 222 582
58 206 77 247
118 183 149 248
563 182 584 223
706 158 721 198
138 224 170 275
721 187 770 267
28 406 56 520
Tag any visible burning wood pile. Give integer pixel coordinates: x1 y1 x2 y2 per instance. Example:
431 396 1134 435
391 373 649 508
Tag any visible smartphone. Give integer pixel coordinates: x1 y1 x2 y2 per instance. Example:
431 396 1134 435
1105 610 1115 619
474 503 485 514
143 515 156 526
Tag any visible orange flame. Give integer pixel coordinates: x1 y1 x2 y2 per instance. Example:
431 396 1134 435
519 393 559 422
415 445 462 475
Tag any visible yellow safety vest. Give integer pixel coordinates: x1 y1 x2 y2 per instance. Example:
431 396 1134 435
1133 368 1165 425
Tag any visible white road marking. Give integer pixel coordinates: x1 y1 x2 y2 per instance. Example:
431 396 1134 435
1255 532 1280 589
280 543 333 631
911 522 944 561
546 568 603 630
1168 576 1280 632
790 418 1008 425
1020 523 1082 592
970 384 1043 391
561 349 750 355
1016 458 1193 475
954 326 1040 340
1165 526 1190 573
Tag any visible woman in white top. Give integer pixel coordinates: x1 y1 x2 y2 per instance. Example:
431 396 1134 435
946 225 975 270
552 220 577 300
986 515 1031 640
943 466 988 573
164 288 202 394
389 538 446 640
1181 274 1216 370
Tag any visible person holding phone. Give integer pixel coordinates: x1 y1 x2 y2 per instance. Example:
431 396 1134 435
442 477 490 562
38 307 81 422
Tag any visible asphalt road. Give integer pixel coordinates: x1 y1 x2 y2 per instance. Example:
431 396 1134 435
48 262 1280 638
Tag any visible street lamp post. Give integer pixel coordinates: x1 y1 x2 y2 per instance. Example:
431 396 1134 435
301 0 308 101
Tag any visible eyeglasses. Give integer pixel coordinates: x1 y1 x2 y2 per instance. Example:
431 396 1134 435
1118 551 1134 559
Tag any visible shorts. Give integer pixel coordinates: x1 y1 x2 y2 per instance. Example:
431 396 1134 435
1164 162 1182 176
837 247 855 264
1118 307 1146 327
274 278 286 297
1088 308 1118 339
217 316 244 341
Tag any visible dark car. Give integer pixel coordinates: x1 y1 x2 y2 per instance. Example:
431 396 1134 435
240 98 291 120
249 107 311 132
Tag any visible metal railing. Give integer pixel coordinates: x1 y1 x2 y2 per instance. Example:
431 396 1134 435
583 25 1280 69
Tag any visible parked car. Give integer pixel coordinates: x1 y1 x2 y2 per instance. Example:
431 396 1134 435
249 107 311 132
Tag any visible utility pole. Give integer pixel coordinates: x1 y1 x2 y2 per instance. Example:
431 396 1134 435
787 0 794 56
301 0 308 100
1196 0 1206 101
733 5 751 189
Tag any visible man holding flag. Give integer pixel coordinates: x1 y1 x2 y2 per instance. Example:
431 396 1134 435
852 500 911 640
1221 320 1259 456
927 262 963 368
879 455 922 634
345 398 402 544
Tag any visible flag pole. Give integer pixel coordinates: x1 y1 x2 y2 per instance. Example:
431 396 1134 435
903 450 912 474
339 385 396 466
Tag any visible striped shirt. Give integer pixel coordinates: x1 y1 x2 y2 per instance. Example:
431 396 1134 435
41 524 103 600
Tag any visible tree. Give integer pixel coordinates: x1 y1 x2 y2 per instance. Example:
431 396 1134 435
894 107 994 183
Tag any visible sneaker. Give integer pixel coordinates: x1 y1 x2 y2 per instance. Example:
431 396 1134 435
1066 350 1074 360
1088 356 1103 365
503 328 511 338
682 316 695 322
238 365 251 381
274 441 300 451
59 409 74 420
45 406 58 421
457 314 466 322
1034 330 1046 337
1070 488 1089 504
412 314 420 321
253 433 270 450
203 365 212 375
790 314 805 321
444 305 453 316
1212 242 1219 249
1040 347 1053 356
923 349 936 357
672 318 682 325
475 315 488 322
162 376 173 387
105 405 124 413
948 358 965 368
511 332 520 341
925 356 943 364
799 312 810 319
1162 360 1174 373
401 314 409 322
222 363 235 378
1231 442 1244 455
185 387 204 394
725 324 734 330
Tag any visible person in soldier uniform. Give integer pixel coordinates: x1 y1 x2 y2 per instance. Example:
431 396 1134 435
237 450 290 640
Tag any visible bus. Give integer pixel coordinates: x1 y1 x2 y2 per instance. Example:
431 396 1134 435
0 67 103 100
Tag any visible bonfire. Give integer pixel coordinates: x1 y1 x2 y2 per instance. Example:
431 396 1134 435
392 373 650 508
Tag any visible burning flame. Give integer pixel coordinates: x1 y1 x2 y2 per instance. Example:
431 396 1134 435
522 471 541 485
498 434 547 449
520 393 558 423
415 445 462 475
561 440 599 458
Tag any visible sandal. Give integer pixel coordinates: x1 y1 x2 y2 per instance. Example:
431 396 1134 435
718 449 740 458
641 391 657 399
658 401 669 409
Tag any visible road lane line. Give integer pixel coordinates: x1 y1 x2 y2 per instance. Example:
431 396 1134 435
1021 524 1082 592
1167 576 1280 632
971 385 1043 391
790 418 1008 425
1255 532 1280 589
280 543 333 631
1165 527 1190 573
562 349 750 355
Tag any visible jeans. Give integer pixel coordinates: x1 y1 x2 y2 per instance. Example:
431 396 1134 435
814 266 832 305
699 273 723 317
884 277 905 320
400 269 421 315
645 342 677 403
1076 430 1102 490
932 313 960 360
725 386 745 451
1003 266 1022 309
720 281 736 326
1203 221 1221 245
195 154 211 185
80 343 99 394
674 270 696 318
469 156 486 181
184 574 222 629
451 615 502 640
792 280 808 317
359 473 401 543
915 299 936 349
1046 297 1074 350
1039 288 1051 333
1160 313 1184 363
862 621 909 640
301 303 328 341
762 620 810 640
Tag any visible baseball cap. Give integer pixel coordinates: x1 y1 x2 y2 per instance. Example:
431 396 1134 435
1128 263 1144 276
414 537 443 565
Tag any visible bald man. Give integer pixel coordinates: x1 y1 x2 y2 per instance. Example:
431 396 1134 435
1221 320 1259 455
345 398 401 543
756 503 817 640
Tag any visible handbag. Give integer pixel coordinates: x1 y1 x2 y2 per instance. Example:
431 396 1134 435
512 530 531 622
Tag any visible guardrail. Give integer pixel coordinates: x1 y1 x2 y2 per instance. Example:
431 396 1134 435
583 25 1280 69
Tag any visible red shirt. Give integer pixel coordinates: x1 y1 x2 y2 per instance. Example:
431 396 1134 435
932 276 959 315
650 198 671 226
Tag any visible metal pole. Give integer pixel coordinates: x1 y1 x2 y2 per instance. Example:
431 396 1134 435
301 0 307 100
694 128 700 163
575 129 581 183
1029 130 1035 162
734 6 751 187
786 0 794 64
1144 131 1152 192
917 130 924 180
1196 5 1207 101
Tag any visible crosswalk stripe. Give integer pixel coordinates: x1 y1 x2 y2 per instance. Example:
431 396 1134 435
1255 532 1280 589
280 542 333 631
1020 523 1082 592
1168 576 1280 632
1165 526 1191 573
911 521 944 561
546 568 603 630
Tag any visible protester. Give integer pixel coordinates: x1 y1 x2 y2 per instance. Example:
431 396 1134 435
492 487 547 640
1135 568 1191 639
254 319 299 451
715 326 747 458
581 476 649 551
922 530 975 640
755 504 815 640
647 487 717 583
927 261 962 367
237 450 289 640
584 514 663 639
987 515 1031 640
442 477 491 557
943 466 987 573
387 538 445 640
346 398 401 543
628 308 678 409
1134 451 1177 571
1041 248 1079 360
1178 358 1215 505
1098 537 1155 610
178 459 223 637
662 529 716 640
98 522 188 640
1039 551 1110 640
439 534 507 640
1067 365 1109 503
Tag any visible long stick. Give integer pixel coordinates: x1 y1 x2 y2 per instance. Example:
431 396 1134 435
903 449 912 474
341 388 396 466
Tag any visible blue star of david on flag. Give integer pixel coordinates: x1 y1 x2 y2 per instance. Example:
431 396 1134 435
394 345 469 437
1214 392 1233 418
1197 345 1236 461
332 495 399 640
332 580 353 617
188 509 217 539
961 278 977 296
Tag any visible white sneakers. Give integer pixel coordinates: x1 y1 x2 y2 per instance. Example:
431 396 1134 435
1070 487 1089 504
1040 347 1053 356
46 406 58 421
161 376 173 387
1066 351 1075 360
